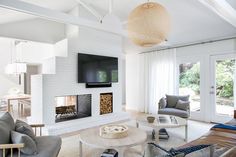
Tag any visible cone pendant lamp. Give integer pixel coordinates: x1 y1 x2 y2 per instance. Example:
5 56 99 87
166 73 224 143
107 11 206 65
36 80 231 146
127 2 170 47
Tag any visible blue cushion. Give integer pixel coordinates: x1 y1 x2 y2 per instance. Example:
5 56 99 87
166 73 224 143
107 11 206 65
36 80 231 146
212 124 236 131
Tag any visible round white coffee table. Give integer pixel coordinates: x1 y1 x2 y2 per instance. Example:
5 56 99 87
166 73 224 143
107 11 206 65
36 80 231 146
136 114 188 142
79 126 147 157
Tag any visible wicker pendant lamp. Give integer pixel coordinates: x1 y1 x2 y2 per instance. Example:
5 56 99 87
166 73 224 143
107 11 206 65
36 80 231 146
127 1 170 47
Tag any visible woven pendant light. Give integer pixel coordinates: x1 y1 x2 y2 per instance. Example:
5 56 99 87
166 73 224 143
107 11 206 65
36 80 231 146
127 2 170 47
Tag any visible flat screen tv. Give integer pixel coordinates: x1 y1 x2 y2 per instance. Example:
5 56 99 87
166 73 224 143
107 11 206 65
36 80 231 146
78 53 118 83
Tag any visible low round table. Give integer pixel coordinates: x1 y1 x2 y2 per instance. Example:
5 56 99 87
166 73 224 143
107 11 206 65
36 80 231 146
79 126 147 157
136 114 188 142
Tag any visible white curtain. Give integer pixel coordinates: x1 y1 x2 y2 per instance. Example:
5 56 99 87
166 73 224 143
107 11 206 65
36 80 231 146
139 49 177 114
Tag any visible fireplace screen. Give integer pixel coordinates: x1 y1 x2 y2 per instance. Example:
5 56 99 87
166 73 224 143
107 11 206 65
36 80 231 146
55 94 91 123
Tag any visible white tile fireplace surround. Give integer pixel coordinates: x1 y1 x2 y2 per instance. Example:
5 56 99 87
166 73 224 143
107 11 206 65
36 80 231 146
28 6 128 135
30 75 130 135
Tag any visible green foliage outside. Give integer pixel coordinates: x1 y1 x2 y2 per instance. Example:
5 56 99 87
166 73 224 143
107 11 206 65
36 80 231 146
179 63 200 94
179 60 235 98
215 60 235 98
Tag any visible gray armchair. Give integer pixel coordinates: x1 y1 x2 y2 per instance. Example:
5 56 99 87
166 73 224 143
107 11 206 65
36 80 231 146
158 95 190 119
0 112 61 157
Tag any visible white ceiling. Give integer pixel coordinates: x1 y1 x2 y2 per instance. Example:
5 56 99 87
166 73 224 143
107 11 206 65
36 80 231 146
0 0 235 52
0 0 77 24
227 0 236 9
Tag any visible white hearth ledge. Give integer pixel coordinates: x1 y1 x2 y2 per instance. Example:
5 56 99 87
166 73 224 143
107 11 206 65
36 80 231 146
43 112 131 135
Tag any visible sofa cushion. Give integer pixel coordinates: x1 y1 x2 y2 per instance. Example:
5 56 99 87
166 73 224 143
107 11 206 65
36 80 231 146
176 100 190 111
15 120 36 140
158 108 189 118
166 95 189 108
11 131 37 155
0 112 15 157
8 136 62 157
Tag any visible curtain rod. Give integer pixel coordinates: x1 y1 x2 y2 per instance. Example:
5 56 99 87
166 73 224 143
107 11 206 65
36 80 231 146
140 36 236 54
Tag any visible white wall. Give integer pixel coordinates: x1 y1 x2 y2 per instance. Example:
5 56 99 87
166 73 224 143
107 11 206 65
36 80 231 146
20 42 54 64
126 53 140 111
0 18 65 44
0 38 23 96
126 39 236 112
30 6 126 132
0 37 60 97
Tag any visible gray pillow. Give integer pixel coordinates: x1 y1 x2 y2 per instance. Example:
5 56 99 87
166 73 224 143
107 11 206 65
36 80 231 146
11 131 37 155
175 100 190 111
159 98 167 109
15 120 35 140
0 112 15 157
166 95 189 108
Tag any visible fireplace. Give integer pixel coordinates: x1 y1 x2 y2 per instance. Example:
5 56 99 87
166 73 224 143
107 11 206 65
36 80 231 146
55 94 91 123
100 93 113 115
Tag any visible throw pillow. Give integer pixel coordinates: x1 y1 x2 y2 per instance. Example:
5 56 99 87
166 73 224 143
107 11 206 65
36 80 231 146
0 112 15 157
159 98 167 109
15 119 35 140
175 100 190 111
166 95 189 108
11 131 37 155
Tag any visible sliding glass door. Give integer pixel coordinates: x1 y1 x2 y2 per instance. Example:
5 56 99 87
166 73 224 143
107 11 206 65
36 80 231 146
179 62 201 112
177 57 204 120
210 54 236 122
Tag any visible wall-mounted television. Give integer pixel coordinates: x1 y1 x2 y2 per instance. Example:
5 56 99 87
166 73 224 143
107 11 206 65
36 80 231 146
78 53 118 83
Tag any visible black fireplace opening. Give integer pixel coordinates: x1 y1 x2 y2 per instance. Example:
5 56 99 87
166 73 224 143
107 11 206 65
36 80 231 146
55 94 92 123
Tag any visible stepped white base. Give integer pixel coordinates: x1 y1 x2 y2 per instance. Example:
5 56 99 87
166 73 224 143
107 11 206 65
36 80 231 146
43 112 131 135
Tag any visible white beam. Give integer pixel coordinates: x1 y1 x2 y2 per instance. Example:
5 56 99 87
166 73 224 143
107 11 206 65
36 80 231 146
109 0 113 14
77 0 103 22
198 0 236 28
0 0 123 35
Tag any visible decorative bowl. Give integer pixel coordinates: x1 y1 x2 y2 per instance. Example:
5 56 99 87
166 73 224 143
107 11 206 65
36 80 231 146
99 125 128 139
147 116 155 123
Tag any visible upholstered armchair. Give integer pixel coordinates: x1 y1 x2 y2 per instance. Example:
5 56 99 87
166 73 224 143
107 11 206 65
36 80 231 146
158 95 190 119
0 112 61 157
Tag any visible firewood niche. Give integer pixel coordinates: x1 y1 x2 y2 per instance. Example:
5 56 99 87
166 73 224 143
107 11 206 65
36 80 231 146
100 93 113 115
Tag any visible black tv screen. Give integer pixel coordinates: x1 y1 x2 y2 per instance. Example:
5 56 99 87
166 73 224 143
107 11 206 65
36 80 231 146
78 53 118 83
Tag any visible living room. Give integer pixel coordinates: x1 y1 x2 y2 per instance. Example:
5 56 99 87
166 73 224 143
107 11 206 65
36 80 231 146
0 0 236 157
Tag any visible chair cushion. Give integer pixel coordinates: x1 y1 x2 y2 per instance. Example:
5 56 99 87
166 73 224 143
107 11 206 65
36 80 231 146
15 119 36 140
166 95 189 108
158 108 189 118
176 100 190 111
0 112 15 157
11 131 37 155
8 136 62 157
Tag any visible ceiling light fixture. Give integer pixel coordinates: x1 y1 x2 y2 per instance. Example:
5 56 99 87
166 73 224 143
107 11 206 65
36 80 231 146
127 1 170 47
